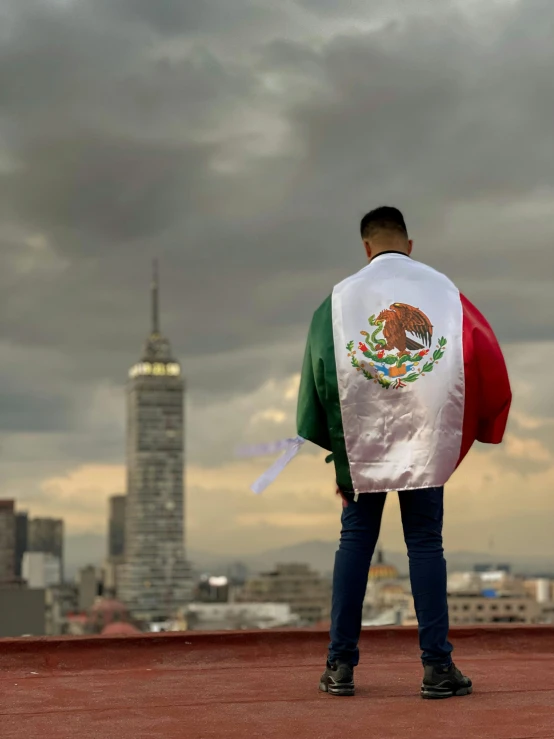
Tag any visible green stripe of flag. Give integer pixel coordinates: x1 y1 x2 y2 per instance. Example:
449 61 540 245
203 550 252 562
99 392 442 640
297 295 353 491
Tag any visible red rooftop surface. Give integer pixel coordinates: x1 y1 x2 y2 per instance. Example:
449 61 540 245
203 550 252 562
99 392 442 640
1 626 553 739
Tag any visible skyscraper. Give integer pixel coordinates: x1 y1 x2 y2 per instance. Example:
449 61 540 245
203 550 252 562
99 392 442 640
108 495 126 564
28 518 64 582
119 262 192 620
14 511 28 579
0 500 16 584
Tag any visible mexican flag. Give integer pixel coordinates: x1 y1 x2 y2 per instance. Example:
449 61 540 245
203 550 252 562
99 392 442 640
249 253 511 495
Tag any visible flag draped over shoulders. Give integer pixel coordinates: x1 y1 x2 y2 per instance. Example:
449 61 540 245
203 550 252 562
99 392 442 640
457 293 512 461
297 253 512 495
296 294 353 490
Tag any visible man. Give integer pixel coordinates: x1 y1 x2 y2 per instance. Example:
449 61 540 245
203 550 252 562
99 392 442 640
297 206 512 699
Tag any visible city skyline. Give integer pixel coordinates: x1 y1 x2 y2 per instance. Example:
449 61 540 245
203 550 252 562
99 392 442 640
1 0 553 564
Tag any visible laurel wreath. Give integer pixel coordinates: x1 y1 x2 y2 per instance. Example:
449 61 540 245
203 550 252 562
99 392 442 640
346 314 447 390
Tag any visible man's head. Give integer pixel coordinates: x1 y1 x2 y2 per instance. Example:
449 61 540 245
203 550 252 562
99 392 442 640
360 206 413 261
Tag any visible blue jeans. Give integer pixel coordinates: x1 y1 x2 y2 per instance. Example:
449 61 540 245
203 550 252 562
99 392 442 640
329 487 453 667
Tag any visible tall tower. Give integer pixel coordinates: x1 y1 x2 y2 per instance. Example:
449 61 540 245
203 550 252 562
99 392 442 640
119 262 192 621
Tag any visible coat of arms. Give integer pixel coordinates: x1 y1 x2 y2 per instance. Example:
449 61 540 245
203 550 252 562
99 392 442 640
346 303 447 389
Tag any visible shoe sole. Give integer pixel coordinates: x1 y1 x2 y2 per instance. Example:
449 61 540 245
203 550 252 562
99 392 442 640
421 685 473 700
319 680 355 697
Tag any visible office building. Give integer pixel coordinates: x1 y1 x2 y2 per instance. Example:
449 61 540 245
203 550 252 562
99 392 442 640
0 500 16 584
195 575 230 603
524 578 554 604
119 263 192 619
108 495 126 563
45 583 79 636
227 562 249 586
78 565 100 612
0 585 46 637
14 511 28 578
448 593 542 624
22 552 62 589
236 563 332 625
183 603 298 631
28 517 64 582
104 496 127 597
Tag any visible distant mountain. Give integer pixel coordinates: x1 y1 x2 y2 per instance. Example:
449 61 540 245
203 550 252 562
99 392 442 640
65 536 554 582
188 541 554 579
187 548 240 574
244 540 340 577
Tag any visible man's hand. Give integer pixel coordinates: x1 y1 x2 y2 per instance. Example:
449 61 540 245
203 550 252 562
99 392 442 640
336 485 348 508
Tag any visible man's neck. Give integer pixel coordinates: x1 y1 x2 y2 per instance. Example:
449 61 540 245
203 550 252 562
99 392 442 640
369 249 410 263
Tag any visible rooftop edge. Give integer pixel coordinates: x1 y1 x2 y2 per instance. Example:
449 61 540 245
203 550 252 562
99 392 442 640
1 625 552 674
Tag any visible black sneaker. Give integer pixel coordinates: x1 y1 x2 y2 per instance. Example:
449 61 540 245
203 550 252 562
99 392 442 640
319 661 355 696
421 662 473 699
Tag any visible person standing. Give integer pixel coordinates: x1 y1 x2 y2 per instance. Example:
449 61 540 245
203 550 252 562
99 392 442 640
296 206 512 698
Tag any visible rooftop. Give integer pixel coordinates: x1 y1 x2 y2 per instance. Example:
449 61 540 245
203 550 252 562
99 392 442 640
1 626 553 738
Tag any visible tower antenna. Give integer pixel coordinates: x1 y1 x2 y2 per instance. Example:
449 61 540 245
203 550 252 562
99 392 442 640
151 259 159 334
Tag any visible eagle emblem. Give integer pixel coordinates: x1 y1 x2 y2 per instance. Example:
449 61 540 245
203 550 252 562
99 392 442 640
346 303 447 389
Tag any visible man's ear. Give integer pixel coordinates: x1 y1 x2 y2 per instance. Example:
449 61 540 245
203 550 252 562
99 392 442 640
363 240 371 260
407 239 414 255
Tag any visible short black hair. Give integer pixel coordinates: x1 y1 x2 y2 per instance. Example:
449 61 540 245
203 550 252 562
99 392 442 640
360 206 408 240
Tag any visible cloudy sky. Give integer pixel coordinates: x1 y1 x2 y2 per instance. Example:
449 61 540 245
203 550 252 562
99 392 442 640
2 0 553 564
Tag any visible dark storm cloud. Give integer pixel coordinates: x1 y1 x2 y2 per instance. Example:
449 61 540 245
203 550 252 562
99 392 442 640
0 391 70 432
103 0 287 36
293 0 369 13
2 134 210 244
1 0 554 467
103 0 220 33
